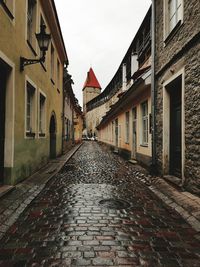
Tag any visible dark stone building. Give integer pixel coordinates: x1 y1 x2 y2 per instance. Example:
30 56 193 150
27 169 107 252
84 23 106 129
153 0 200 194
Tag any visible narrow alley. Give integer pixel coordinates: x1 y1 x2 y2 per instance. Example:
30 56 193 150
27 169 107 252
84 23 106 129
0 142 200 267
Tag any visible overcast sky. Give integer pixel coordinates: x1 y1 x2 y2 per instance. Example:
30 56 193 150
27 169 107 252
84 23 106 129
55 0 151 107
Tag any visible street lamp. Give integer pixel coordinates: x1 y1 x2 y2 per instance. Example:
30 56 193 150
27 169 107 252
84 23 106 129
20 23 51 71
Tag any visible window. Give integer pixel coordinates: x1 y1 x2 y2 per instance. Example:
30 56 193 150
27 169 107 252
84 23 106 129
141 101 148 145
27 0 36 47
169 0 182 31
66 119 71 141
57 59 60 89
165 0 183 37
26 82 36 137
51 44 55 81
2 0 14 18
39 16 48 69
39 93 46 136
112 121 114 142
125 111 130 143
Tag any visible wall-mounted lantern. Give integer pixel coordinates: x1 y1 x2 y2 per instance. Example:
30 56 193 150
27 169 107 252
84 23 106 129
20 23 51 71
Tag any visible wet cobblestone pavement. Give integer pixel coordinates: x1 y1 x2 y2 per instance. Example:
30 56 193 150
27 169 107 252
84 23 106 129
0 142 200 266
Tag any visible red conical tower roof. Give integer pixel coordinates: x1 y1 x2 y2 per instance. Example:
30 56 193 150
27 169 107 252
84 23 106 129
83 68 101 90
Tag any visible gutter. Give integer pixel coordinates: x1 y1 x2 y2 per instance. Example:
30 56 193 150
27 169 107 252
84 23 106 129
151 0 157 173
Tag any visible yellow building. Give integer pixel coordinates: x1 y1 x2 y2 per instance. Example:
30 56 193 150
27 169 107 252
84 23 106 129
97 7 152 168
74 107 83 144
0 0 67 185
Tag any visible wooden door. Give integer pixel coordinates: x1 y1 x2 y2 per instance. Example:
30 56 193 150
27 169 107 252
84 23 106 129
49 115 56 159
132 108 137 159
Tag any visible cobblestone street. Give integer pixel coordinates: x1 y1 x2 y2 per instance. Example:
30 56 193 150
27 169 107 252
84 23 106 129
0 142 200 267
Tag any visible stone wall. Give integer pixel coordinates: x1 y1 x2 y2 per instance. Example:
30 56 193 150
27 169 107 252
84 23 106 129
155 0 200 194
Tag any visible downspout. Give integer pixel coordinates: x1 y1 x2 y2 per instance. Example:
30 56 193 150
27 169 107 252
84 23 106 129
62 66 66 155
151 1 157 174
72 107 75 144
62 73 65 154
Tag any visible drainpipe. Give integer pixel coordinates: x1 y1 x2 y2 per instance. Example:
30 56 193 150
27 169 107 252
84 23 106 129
62 69 65 155
151 1 157 174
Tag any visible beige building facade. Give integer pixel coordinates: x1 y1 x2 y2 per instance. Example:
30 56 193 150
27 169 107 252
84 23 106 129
0 0 67 185
98 69 152 166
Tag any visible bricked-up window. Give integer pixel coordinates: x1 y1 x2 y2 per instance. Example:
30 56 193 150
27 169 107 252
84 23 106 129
141 101 148 146
125 111 130 143
39 93 46 135
27 0 37 47
26 82 36 136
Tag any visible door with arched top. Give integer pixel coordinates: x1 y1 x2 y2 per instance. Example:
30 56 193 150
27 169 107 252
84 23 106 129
49 114 56 159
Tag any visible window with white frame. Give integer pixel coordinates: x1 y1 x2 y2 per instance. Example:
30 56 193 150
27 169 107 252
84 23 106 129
26 82 35 136
39 93 46 135
141 101 148 146
27 0 37 46
165 0 183 36
125 111 130 143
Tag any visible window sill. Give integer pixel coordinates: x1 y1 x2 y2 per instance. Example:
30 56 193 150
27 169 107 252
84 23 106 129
164 20 183 46
40 62 47 72
140 144 148 147
51 78 55 85
39 133 46 138
1 2 14 20
26 132 36 138
27 40 37 56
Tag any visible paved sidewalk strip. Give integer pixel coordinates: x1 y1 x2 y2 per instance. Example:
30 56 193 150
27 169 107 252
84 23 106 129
0 143 82 241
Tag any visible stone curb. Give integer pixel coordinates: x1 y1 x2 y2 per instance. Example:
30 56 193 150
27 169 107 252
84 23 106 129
126 161 200 235
148 185 200 233
0 142 83 241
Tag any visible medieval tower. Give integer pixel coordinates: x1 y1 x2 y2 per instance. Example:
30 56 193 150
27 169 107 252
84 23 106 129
82 68 101 114
82 68 101 136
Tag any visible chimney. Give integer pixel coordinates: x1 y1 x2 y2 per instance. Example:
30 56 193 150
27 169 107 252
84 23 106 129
122 63 127 91
131 52 138 76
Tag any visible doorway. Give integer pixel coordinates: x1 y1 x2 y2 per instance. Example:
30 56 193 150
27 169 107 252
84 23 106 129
0 60 9 184
164 75 182 181
115 118 118 149
132 107 137 159
49 113 56 159
169 78 182 177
